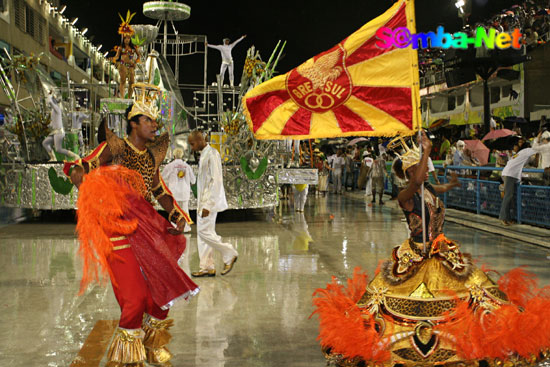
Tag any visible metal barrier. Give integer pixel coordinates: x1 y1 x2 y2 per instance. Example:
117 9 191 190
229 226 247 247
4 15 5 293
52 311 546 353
434 165 550 228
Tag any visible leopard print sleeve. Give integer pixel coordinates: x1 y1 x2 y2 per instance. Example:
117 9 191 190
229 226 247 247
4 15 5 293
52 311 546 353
147 132 170 171
105 126 125 159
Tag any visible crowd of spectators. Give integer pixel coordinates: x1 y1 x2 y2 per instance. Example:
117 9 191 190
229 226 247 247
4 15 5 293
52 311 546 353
286 115 550 205
419 0 550 85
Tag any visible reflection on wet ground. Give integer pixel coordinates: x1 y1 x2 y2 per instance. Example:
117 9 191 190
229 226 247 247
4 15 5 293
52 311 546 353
1 195 550 366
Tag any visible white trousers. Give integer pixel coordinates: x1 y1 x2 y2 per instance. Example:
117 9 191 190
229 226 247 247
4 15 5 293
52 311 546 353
293 186 308 211
197 211 238 270
220 61 234 86
78 130 84 148
333 170 343 193
176 200 191 232
365 177 372 196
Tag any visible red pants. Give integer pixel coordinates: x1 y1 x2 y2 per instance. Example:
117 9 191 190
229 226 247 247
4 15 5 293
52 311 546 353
108 242 168 329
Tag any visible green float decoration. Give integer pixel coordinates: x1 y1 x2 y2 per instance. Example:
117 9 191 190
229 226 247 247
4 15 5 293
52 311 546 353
153 69 161 86
48 167 73 195
191 183 197 198
240 156 268 180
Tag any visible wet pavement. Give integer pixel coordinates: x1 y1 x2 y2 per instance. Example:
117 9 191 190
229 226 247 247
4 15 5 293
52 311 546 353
1 194 550 367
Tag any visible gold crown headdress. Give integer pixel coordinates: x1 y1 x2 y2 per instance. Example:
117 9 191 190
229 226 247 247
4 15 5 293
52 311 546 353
128 83 161 121
387 136 420 172
118 10 136 37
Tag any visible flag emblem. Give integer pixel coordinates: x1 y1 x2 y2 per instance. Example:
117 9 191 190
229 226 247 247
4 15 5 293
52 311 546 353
287 45 351 113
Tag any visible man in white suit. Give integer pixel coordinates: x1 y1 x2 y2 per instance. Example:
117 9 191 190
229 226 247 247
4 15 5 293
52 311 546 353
162 148 196 233
188 131 238 277
206 35 246 87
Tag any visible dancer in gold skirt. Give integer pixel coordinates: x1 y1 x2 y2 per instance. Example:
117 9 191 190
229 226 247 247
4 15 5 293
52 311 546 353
313 132 550 367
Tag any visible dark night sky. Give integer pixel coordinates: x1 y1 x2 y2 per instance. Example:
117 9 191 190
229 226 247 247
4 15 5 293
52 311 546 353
60 0 521 84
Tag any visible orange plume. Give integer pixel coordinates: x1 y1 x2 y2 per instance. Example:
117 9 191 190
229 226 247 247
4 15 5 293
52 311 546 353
311 267 390 362
436 267 550 360
75 166 147 294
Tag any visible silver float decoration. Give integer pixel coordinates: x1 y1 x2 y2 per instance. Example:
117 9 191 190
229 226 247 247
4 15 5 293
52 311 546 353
0 162 282 210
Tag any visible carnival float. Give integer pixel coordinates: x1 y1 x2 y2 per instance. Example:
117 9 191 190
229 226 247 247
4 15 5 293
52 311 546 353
0 1 317 212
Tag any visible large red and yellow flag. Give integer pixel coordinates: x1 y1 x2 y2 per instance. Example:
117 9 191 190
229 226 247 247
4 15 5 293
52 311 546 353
243 0 421 140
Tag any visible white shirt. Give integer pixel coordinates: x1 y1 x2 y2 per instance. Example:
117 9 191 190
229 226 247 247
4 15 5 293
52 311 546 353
71 111 87 130
532 139 550 169
332 156 345 171
453 149 465 166
208 36 244 63
48 95 63 131
327 154 337 167
428 157 435 173
162 159 196 202
371 158 386 178
502 148 536 180
197 144 228 213
363 156 374 168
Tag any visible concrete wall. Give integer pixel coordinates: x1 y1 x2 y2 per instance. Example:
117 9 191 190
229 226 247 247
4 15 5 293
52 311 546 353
524 43 550 120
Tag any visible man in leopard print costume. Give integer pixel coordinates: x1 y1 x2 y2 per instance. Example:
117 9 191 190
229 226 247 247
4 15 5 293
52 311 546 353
66 96 197 366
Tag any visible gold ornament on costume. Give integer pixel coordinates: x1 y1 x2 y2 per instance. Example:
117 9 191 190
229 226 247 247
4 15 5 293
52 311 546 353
395 240 424 274
468 284 502 312
106 328 146 365
365 286 388 314
118 10 136 37
128 83 161 121
387 136 420 173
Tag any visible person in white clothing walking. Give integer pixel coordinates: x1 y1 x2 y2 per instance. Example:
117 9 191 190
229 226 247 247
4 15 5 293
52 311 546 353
188 131 238 277
206 35 246 87
499 146 537 225
162 148 196 233
332 149 345 194
362 151 374 197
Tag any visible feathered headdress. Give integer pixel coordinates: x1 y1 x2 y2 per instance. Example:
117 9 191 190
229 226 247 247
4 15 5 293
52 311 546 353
128 83 161 121
387 136 420 172
118 10 136 37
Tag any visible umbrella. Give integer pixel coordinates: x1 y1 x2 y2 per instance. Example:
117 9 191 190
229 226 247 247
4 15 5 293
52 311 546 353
482 129 516 141
348 137 368 146
486 135 521 151
504 116 528 124
463 139 490 165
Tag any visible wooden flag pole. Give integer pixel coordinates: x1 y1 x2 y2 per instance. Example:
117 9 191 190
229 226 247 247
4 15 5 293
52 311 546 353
418 129 427 255
309 139 314 168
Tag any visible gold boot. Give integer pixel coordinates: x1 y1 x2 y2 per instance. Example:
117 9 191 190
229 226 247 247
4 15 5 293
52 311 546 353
105 327 146 367
142 314 174 366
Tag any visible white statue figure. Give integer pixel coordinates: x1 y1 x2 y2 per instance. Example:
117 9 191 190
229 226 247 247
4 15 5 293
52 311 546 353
71 104 87 154
206 35 246 87
42 92 80 162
